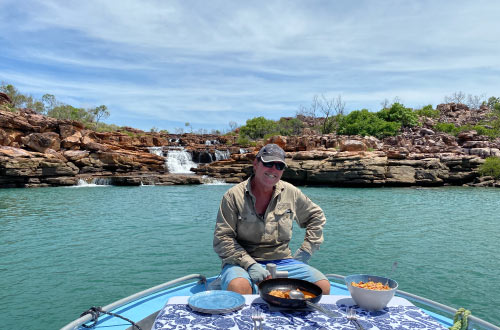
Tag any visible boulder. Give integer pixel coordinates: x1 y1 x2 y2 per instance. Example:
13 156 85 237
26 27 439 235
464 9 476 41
21 132 61 152
0 92 12 105
340 140 367 152
61 131 82 149
419 128 435 136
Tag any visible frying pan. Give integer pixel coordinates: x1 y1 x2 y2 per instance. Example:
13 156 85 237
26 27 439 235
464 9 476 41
258 278 341 318
258 278 322 308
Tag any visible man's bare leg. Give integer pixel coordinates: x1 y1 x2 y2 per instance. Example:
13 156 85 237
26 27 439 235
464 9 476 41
315 279 331 295
227 277 252 294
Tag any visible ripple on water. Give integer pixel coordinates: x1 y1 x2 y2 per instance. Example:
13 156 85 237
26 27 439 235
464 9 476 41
0 185 499 328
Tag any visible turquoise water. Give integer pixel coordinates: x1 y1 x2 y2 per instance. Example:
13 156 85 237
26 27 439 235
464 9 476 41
1 184 499 329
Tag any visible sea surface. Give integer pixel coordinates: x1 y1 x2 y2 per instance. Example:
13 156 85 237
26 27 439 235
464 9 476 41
1 184 499 329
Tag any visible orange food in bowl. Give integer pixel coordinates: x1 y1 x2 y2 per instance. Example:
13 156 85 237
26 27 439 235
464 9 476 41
351 280 390 291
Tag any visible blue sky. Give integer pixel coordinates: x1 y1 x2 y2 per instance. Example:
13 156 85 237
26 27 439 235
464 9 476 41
1 0 500 132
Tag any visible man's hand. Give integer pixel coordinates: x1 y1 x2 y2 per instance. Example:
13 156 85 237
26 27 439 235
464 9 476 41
247 263 271 283
293 248 312 264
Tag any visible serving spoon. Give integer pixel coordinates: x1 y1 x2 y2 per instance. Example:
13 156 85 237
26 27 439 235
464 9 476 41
289 290 341 318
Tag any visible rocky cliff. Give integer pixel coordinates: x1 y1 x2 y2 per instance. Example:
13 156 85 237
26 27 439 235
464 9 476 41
193 118 500 187
1 100 499 188
0 107 209 187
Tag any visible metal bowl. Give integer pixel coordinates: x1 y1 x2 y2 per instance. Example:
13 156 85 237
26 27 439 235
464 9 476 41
345 274 398 311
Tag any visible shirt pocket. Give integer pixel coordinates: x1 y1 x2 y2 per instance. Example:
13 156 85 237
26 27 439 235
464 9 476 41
275 208 293 242
237 209 263 242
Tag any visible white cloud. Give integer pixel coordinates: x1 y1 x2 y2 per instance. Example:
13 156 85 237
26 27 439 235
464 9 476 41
1 0 500 130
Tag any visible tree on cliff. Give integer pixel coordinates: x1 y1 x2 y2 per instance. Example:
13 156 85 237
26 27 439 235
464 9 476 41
488 98 500 130
1 82 114 130
319 94 345 134
239 117 277 139
0 83 44 112
48 104 94 122
89 105 110 127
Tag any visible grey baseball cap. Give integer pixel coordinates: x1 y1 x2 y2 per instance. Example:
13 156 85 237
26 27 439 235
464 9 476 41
256 144 286 164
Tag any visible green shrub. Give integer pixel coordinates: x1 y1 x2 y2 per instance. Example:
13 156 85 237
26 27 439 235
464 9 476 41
321 115 342 134
414 104 440 118
48 104 94 122
276 117 304 136
263 132 281 140
479 157 500 179
236 135 252 147
434 123 500 138
337 109 401 138
239 117 277 139
460 125 499 139
377 102 419 127
434 123 458 135
92 123 121 132
0 103 17 112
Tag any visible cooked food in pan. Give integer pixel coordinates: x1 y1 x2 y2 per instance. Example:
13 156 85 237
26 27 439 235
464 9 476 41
268 288 316 299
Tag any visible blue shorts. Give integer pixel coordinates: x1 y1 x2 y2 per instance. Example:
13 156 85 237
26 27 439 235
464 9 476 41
220 259 327 293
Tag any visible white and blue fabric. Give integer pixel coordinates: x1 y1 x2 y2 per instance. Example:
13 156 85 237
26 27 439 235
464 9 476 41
152 295 448 330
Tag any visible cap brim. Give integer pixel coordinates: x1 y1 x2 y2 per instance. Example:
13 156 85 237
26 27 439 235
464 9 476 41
260 156 286 165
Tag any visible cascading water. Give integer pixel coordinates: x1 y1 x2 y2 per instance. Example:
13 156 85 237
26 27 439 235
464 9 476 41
148 146 164 157
73 178 112 187
166 147 197 174
214 149 231 161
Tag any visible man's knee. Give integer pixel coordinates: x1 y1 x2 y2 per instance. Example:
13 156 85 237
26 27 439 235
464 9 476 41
315 279 330 295
227 277 252 294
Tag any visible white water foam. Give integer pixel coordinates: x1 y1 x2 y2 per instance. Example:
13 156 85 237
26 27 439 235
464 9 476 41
201 175 230 185
205 140 219 145
147 146 164 157
71 178 111 187
166 147 197 174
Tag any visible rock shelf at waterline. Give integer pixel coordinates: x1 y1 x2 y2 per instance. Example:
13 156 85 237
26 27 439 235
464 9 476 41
1 106 500 188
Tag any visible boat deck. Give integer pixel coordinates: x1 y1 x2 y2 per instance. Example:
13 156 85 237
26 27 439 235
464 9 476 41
61 275 497 330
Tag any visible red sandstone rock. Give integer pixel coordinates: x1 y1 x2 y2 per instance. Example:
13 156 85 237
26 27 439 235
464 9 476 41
340 140 367 152
21 132 61 153
0 92 12 105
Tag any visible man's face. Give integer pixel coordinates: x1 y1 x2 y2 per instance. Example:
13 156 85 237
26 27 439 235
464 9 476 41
253 158 284 189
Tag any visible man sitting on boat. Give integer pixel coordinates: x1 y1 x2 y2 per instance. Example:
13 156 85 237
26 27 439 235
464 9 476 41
213 143 330 294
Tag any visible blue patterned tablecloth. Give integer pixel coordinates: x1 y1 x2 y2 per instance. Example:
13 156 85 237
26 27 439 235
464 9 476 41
152 295 448 330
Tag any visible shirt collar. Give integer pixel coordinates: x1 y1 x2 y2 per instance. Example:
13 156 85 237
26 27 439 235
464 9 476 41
244 175 285 197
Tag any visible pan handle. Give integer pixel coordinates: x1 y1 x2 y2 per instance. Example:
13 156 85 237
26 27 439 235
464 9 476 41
305 301 341 318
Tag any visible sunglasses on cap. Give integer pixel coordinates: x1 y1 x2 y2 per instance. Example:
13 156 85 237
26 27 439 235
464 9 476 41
260 160 285 171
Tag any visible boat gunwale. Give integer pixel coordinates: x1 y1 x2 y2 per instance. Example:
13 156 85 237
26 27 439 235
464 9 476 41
60 274 207 330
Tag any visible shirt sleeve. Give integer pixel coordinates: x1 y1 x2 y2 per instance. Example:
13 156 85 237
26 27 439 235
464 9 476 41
294 189 326 254
213 193 256 270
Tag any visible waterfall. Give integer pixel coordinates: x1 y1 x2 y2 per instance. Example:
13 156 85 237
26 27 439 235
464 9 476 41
148 146 164 157
166 147 197 173
205 140 219 146
214 149 231 161
240 148 249 154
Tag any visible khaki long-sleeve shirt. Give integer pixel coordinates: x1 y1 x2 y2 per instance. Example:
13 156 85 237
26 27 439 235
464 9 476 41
213 178 326 270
